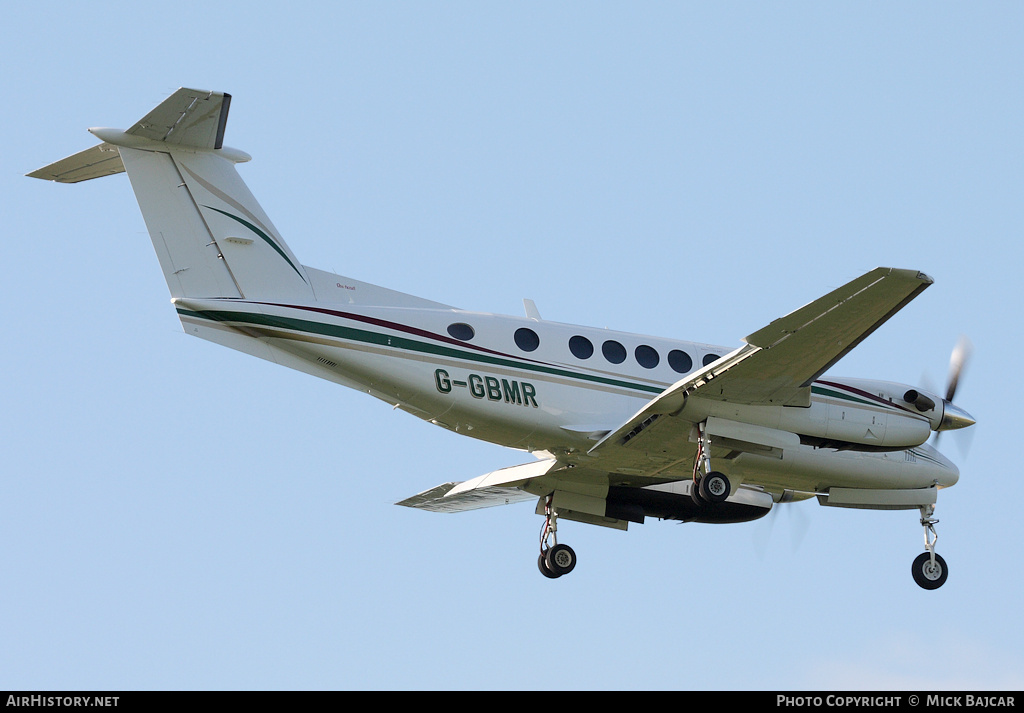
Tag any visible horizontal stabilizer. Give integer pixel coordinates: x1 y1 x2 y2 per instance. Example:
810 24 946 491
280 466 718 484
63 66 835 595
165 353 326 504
127 88 231 150
27 143 124 183
28 89 232 184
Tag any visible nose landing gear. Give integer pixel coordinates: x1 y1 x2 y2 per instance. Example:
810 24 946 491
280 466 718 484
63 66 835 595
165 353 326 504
912 504 948 590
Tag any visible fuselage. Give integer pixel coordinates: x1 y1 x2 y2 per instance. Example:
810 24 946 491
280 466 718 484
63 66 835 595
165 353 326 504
175 289 960 497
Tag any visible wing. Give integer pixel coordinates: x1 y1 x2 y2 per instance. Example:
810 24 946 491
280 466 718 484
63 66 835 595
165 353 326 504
396 455 778 529
396 458 637 529
591 267 932 456
396 459 555 513
722 266 932 404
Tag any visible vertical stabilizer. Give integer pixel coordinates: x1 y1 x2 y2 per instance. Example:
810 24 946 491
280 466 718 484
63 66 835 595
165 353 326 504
173 151 312 300
117 146 243 299
28 88 314 302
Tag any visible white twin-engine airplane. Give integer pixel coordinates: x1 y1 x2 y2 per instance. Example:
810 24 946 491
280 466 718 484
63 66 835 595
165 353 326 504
30 88 976 588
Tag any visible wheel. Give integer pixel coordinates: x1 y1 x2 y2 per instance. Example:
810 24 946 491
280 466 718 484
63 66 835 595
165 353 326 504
690 480 704 507
912 551 948 590
545 544 577 576
699 471 731 503
538 553 560 579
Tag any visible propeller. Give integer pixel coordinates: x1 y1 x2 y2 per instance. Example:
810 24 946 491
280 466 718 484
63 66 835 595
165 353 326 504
945 335 972 405
935 336 974 456
754 494 810 558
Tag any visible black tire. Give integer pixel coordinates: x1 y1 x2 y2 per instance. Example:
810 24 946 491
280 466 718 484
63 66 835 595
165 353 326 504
690 480 705 507
545 544 577 576
538 553 560 578
699 471 731 503
912 551 948 590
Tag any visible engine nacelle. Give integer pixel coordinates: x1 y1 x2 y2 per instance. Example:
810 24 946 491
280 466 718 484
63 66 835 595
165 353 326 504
690 377 971 452
541 483 773 529
812 377 938 448
833 378 947 428
610 483 773 524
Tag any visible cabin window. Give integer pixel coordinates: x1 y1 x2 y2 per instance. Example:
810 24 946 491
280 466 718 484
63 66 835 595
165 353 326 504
668 349 692 374
602 340 627 364
515 327 540 352
635 344 660 369
447 323 475 341
569 335 594 360
703 353 722 367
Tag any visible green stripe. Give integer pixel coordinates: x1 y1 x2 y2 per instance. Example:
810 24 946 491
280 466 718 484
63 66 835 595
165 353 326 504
178 307 664 395
205 206 307 282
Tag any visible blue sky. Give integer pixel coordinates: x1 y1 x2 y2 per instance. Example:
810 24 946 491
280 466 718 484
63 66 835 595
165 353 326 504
3 2 1022 690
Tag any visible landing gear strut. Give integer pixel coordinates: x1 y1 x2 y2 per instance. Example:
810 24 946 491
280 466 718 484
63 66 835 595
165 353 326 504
538 494 576 579
691 421 731 506
912 504 948 590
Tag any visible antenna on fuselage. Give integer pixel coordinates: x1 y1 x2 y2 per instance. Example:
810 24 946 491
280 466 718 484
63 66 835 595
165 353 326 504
523 299 542 321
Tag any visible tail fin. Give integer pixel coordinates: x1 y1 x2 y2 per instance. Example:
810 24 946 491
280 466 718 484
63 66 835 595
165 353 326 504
28 88 313 302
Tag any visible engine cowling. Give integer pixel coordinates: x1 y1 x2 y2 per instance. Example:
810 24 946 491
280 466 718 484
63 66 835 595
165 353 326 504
813 377 939 448
690 377 972 452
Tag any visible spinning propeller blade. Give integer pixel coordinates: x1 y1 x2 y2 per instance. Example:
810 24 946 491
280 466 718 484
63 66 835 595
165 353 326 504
945 336 972 404
936 336 975 453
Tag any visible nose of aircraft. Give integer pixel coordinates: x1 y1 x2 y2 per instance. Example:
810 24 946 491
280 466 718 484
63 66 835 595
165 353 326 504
939 400 976 431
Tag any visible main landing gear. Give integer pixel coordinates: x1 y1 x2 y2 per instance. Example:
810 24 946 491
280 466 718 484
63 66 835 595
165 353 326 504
690 421 731 506
912 504 948 590
538 494 577 579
